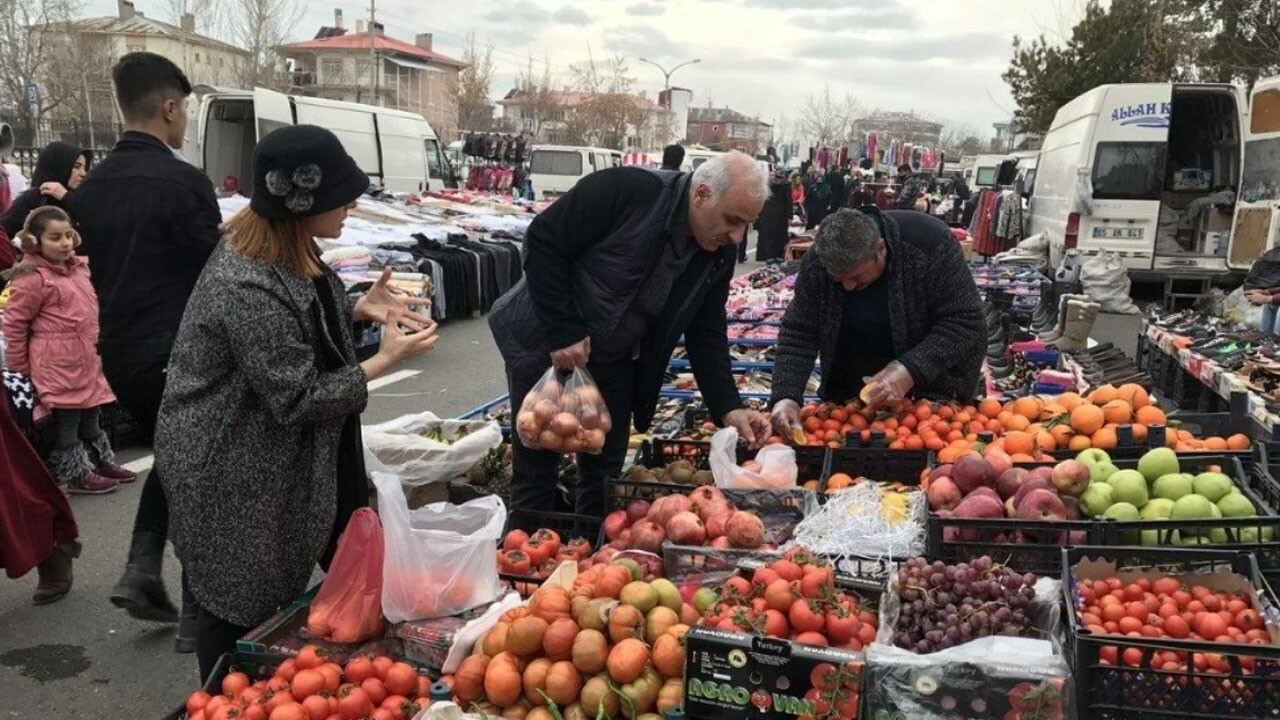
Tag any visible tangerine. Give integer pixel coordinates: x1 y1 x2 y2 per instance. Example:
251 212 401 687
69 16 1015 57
1088 384 1119 405
1070 404 1105 435
1204 436 1228 450
1004 431 1034 456
1057 392 1084 411
1101 400 1132 425
1226 433 1250 450
1004 414 1031 432
978 398 1003 418
1134 405 1166 426
1012 396 1042 421
1091 426 1118 450
1068 435 1092 451
1116 383 1149 409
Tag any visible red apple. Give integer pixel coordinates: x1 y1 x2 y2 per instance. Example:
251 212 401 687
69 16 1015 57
926 477 963 511
995 467 1029 500
1016 489 1068 521
1050 460 1091 497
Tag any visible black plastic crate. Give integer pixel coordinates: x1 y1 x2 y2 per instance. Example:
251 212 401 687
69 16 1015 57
1060 546 1280 720
927 516 1102 576
737 554 889 615
820 446 932 490
1254 443 1280 516
1056 411 1261 470
160 651 284 719
499 509 601 594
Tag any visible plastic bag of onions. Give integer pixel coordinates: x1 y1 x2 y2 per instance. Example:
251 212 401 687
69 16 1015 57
514 367 613 453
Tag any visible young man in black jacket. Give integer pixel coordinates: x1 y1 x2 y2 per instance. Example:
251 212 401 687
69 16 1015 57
489 152 772 515
69 53 221 643
769 208 985 434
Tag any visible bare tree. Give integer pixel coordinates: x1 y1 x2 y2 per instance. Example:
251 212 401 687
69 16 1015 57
565 50 646 149
0 0 85 125
161 0 220 33
797 86 862 147
515 54 563 140
452 33 497 133
225 0 302 89
933 117 984 156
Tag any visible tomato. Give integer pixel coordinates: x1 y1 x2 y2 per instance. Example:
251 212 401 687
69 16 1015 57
187 691 213 715
300 695 331 720
345 656 376 683
384 662 419 698
223 671 252 698
824 612 858 644
317 664 341 694
416 675 431 699
336 686 374 719
296 645 324 670
276 659 299 682
372 656 395 681
291 669 326 700
360 677 388 706
268 703 308 720
788 600 825 634
763 579 793 612
762 609 789 638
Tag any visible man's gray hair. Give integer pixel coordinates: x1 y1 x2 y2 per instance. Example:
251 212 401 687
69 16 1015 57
691 150 769 205
813 209 882 274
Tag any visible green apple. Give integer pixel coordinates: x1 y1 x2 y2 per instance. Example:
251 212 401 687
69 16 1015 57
1077 448 1112 467
1104 502 1140 521
1239 526 1275 542
1179 533 1211 546
1209 503 1222 519
1138 447 1180 482
1217 492 1256 518
1080 483 1115 517
1140 498 1174 520
1171 494 1214 521
1192 472 1235 503
1152 474 1193 501
1111 473 1150 509
1090 462 1120 485
1141 528 1177 546
1208 528 1229 544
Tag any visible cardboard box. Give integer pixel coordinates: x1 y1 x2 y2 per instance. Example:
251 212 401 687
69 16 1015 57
684 626 865 720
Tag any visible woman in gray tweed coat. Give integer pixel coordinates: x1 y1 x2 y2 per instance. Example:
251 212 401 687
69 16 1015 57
769 207 985 434
155 126 439 680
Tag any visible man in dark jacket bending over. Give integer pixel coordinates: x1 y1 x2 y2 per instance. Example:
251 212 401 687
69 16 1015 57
489 151 772 515
769 208 985 434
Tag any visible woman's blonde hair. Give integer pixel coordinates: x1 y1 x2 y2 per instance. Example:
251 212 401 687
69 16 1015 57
223 205 325 278
18 206 79 254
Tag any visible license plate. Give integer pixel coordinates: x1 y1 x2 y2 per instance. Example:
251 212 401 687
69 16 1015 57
1092 226 1145 240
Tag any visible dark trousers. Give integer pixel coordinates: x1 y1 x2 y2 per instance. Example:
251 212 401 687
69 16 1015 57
195 601 250 682
100 353 169 536
51 407 101 449
507 359 634 517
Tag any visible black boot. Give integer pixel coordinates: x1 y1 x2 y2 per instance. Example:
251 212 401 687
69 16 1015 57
110 530 178 622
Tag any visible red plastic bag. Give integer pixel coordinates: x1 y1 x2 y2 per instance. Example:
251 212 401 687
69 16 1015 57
307 508 385 643
514 367 613 454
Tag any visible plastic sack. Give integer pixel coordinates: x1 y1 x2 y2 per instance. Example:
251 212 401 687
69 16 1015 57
306 508 385 644
1080 251 1140 314
514 366 612 454
1224 285 1264 329
374 472 506 622
364 412 503 487
709 427 797 489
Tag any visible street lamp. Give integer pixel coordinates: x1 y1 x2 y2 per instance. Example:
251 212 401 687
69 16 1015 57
638 57 701 108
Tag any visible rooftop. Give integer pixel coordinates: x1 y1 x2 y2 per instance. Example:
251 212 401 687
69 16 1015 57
52 12 247 55
688 106 770 127
279 31 466 68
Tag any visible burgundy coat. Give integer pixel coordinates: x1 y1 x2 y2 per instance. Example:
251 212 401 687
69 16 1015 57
0 398 78 577
2 253 115 409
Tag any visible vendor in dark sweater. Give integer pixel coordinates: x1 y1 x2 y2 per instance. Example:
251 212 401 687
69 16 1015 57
489 152 772 515
769 208 985 434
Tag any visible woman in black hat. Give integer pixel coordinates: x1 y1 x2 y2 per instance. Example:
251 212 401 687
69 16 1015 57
154 125 440 678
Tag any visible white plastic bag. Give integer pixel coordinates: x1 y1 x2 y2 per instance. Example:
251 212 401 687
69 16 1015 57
441 591 522 673
364 412 503 487
1080 251 1140 314
373 472 506 622
709 427 798 489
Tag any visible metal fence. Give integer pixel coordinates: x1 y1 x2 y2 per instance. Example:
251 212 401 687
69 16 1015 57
2 116 122 176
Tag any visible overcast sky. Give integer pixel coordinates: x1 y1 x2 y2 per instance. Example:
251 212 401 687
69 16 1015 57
88 0 1096 141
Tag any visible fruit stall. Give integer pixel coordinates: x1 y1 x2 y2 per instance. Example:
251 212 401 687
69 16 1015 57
166 262 1280 720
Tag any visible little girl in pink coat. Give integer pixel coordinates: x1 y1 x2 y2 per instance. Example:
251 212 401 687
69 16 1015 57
2 206 135 493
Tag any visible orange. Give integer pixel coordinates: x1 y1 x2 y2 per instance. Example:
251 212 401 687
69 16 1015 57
1004 431 1034 456
1134 405 1166 426
1227 433 1250 450
1130 423 1148 445
1091 426 1118 450
1012 396 1043 421
1068 435 1092 451
1004 414 1031 432
1071 404 1106 436
1008 452 1034 462
1057 392 1084 411
1116 383 1150 409
1039 403 1069 421
937 446 964 463
978 398 1002 419
996 411 1013 426
904 435 925 450
1088 384 1118 405
1101 400 1133 425
1050 424 1075 447
1204 436 1228 450
1034 430 1056 452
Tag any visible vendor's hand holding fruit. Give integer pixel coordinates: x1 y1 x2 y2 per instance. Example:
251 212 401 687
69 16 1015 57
861 360 915 409
550 336 591 370
724 407 771 448
769 398 802 439
354 267 434 330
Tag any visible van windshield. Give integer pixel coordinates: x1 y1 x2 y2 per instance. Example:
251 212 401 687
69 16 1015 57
1241 137 1280 203
424 139 443 179
975 167 997 186
1092 142 1166 200
531 150 583 176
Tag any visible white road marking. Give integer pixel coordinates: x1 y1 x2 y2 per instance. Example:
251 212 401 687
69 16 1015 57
368 369 421 391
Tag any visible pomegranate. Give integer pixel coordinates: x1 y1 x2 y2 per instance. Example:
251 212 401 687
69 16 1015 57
695 499 733 523
725 511 765 549
628 521 666 554
689 486 725 516
625 500 651 525
603 511 629 541
647 495 692 528
704 511 732 539
708 536 732 550
665 511 706 545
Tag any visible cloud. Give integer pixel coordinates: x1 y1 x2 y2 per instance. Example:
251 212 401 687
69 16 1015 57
626 2 666 16
602 25 689 59
790 5 915 31
796 31 1010 62
738 0 866 8
552 6 593 25
482 4 549 25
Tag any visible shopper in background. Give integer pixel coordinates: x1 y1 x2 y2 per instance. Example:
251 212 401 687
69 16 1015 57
769 207 985 434
803 168 832 230
754 171 792 262
1 141 90 248
156 125 437 680
68 52 218 640
825 165 846 215
661 144 685 171
490 151 772 516
0 391 81 605
1244 245 1280 333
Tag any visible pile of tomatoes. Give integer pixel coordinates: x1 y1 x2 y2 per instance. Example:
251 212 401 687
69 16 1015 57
1075 573 1275 671
182 647 433 720
701 548 879 652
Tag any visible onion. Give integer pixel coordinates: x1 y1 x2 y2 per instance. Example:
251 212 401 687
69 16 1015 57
533 399 558 423
551 412 581 437
537 429 563 451
515 411 539 436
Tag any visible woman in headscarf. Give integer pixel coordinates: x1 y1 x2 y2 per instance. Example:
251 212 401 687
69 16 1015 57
0 142 89 271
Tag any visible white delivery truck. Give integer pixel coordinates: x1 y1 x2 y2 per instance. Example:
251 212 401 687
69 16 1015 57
1029 79 1280 275
181 86 453 195
528 145 622 198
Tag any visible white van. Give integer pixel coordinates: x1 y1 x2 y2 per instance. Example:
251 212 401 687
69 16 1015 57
1029 79 1280 275
967 154 1010 189
528 145 621 198
684 147 723 172
182 86 452 195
